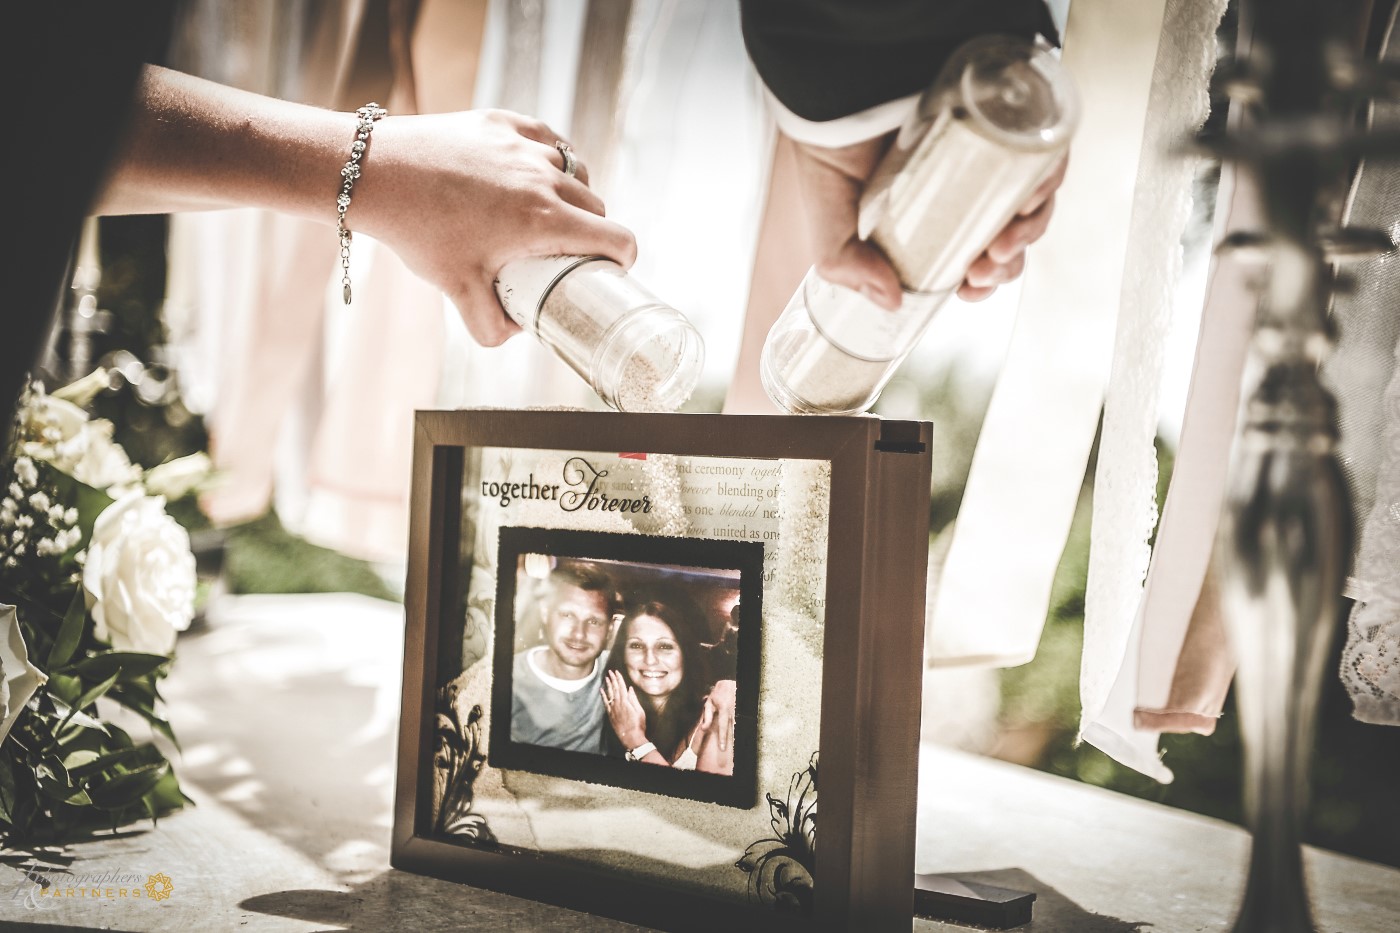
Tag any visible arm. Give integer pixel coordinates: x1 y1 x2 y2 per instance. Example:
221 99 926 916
691 679 737 776
94 66 637 346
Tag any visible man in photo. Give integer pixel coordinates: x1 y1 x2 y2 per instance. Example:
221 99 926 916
511 563 619 754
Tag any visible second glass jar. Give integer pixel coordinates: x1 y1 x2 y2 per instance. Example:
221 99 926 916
761 34 1080 416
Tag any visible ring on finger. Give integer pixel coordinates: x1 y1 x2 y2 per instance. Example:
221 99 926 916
555 140 578 178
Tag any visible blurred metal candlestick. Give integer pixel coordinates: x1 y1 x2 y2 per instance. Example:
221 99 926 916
1218 354 1352 933
66 217 107 382
1206 1 1384 928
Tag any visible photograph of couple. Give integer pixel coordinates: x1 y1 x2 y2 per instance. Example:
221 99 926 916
509 556 743 777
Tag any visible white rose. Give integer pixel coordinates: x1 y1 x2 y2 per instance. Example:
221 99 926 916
22 417 140 494
70 420 141 492
19 391 140 493
144 452 212 500
24 395 87 447
1 603 48 745
83 495 197 655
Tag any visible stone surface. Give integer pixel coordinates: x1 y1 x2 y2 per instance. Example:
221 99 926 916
0 592 1394 931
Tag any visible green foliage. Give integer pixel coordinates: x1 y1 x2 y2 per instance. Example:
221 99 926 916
874 369 993 535
2 397 191 848
223 510 396 600
46 588 87 670
0 596 191 845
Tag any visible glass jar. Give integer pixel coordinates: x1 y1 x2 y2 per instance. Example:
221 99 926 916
761 34 1079 415
495 256 705 412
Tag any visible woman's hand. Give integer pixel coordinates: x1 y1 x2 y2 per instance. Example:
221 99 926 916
602 670 649 750
700 679 738 752
790 135 904 309
692 679 738 776
790 135 1066 308
358 109 638 345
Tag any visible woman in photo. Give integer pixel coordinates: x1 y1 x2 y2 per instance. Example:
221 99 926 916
601 584 736 775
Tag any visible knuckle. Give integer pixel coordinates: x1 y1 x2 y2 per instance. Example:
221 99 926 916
529 199 561 230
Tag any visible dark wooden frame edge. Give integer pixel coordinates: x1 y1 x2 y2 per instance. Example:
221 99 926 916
392 410 932 933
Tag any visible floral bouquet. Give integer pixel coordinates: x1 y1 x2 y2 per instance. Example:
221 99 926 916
0 372 209 847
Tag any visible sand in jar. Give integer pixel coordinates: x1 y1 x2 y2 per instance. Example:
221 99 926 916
762 274 947 414
496 257 703 412
871 113 1066 294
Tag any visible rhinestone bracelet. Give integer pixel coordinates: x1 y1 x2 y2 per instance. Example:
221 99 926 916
336 102 388 305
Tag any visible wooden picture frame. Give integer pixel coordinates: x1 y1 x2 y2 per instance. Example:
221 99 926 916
393 410 932 933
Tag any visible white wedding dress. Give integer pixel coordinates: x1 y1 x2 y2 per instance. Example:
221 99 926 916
1333 6 1400 725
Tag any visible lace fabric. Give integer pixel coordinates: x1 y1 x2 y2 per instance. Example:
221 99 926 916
1339 336 1400 724
1332 3 1400 727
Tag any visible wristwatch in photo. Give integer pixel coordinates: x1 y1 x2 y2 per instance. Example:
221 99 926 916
625 741 657 762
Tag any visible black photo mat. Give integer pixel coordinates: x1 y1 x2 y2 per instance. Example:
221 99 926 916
487 526 764 809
